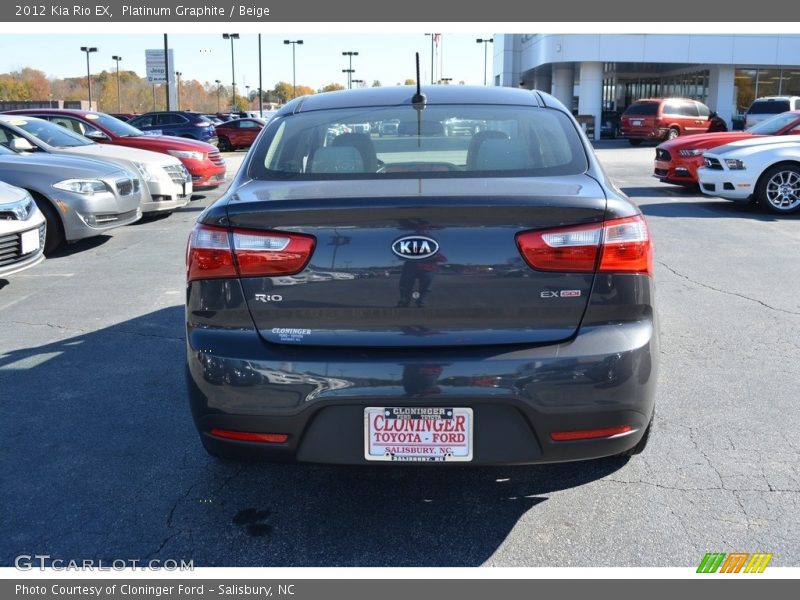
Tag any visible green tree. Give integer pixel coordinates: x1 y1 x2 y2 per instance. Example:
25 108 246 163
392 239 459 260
372 80 382 87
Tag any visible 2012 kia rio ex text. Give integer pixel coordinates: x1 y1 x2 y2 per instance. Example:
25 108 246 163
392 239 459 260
185 85 658 465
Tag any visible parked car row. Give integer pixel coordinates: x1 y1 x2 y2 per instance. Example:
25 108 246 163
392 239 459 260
650 110 800 214
0 110 230 279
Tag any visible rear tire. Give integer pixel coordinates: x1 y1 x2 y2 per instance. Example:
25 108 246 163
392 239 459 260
756 163 800 214
618 419 652 457
628 139 643 146
218 136 233 152
667 127 680 140
30 194 64 255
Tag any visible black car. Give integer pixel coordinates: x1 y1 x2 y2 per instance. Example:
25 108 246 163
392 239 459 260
185 85 658 465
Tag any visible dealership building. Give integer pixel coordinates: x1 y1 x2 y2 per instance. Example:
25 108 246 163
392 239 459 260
493 34 800 139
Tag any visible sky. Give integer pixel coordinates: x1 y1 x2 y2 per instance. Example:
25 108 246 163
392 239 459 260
0 33 497 91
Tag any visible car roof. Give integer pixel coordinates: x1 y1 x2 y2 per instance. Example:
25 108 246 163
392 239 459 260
4 108 99 118
275 85 548 117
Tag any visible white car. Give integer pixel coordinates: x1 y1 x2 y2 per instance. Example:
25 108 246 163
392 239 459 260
0 182 46 278
0 115 191 215
698 136 800 214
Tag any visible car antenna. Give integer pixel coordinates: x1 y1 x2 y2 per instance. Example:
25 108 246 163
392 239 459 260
412 53 426 107
411 52 426 146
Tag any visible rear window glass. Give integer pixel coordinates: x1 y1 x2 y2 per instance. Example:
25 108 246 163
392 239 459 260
623 103 659 116
250 105 587 180
748 100 790 115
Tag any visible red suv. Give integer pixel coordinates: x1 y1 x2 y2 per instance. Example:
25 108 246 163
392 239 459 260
620 98 726 146
3 109 226 189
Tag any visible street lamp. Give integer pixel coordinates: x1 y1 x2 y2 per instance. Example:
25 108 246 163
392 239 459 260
342 51 358 89
424 34 436 84
245 85 250 108
175 71 182 110
440 77 453 85
80 46 98 105
351 79 364 88
476 38 494 86
222 33 239 112
111 55 122 112
214 79 222 112
284 39 303 99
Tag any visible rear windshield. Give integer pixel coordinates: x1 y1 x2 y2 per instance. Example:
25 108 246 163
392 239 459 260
250 104 588 180
748 100 790 115
623 103 659 116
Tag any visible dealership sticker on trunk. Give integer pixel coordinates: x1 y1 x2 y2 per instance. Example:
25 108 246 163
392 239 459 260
364 407 473 462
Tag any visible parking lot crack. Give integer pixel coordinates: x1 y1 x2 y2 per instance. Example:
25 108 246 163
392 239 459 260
657 261 800 316
0 319 87 333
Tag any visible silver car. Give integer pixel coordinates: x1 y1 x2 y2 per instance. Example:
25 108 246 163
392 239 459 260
0 115 192 215
0 182 46 277
0 144 142 253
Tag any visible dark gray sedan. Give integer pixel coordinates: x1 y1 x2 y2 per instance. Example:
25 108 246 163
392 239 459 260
185 86 658 465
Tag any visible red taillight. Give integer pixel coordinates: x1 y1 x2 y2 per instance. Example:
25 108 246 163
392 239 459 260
187 224 315 281
597 216 653 275
210 428 289 444
550 425 632 442
187 225 236 280
232 229 315 277
515 215 653 276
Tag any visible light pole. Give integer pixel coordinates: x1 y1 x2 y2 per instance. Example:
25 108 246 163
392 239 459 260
111 55 122 112
214 79 222 112
424 34 436 84
476 38 494 86
342 51 358 89
222 33 239 112
175 71 182 110
80 46 97 105
284 39 303 99
342 69 355 88
245 85 250 109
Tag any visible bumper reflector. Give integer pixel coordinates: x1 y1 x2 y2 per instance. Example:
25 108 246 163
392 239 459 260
550 425 632 442
210 428 289 444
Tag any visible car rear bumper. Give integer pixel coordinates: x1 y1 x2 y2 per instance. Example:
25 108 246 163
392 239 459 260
186 318 658 465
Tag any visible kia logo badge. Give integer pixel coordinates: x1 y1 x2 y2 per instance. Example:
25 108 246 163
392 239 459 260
391 236 439 260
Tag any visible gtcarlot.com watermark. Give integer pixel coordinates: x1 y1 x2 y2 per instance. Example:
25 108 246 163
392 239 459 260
14 554 194 571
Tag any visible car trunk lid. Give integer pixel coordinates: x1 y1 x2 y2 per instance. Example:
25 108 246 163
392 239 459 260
224 176 608 348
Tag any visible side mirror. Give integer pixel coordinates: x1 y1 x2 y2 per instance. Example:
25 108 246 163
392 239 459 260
709 111 718 118
85 130 109 142
9 137 36 152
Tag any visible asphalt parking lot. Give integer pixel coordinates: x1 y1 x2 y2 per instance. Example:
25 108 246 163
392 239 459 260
1 143 798 568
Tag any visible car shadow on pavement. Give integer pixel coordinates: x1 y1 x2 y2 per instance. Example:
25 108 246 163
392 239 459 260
0 306 627 568
638 200 799 221
46 235 112 258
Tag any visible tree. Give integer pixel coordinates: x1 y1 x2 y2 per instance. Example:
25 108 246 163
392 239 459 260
320 83 345 93
404 79 416 86
294 85 316 98
372 80 382 87
272 81 293 104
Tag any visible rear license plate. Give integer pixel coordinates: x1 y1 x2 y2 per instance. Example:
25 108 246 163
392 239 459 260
632 119 643 126
20 228 39 254
364 407 473 462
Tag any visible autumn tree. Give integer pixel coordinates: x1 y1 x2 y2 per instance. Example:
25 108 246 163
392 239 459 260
320 83 345 93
